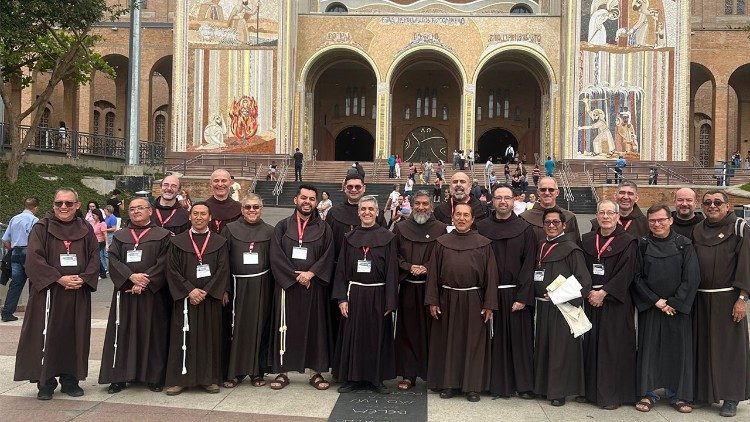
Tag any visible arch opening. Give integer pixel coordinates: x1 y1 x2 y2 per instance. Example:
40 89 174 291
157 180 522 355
335 126 374 161
477 128 519 164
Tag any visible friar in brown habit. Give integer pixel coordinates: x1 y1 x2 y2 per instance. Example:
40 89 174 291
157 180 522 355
532 207 592 407
221 193 275 389
164 202 230 395
476 184 536 399
433 172 487 229
99 198 172 393
589 181 648 237
151 174 190 235
692 190 750 417
581 200 637 409
393 190 446 391
14 188 99 400
268 184 335 391
426 202 498 403
670 187 704 241
521 177 581 244
333 195 398 394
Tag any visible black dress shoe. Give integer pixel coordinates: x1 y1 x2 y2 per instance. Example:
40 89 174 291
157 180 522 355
467 392 481 402
518 391 536 400
107 382 126 394
720 400 738 417
37 387 54 400
338 382 357 393
147 383 163 392
574 395 588 403
550 398 566 406
372 383 391 395
61 382 84 397
1 315 18 322
439 389 455 399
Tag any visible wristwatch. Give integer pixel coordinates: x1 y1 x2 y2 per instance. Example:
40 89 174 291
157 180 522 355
740 294 749 303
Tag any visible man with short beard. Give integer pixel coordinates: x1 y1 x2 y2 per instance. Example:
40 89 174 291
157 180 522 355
476 184 536 399
393 191 446 390
691 190 750 417
433 171 487 229
152 175 190 235
590 181 648 237
268 185 335 391
521 177 581 244
671 188 704 241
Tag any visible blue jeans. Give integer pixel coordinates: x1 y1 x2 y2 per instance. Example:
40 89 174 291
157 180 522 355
646 389 680 404
2 247 27 318
98 242 108 278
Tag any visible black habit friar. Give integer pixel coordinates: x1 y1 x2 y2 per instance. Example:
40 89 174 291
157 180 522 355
151 197 190 235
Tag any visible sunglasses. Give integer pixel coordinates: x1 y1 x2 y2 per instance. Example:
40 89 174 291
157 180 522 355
539 188 556 193
345 185 363 191
702 199 725 207
243 204 262 210
543 220 562 226
54 201 78 208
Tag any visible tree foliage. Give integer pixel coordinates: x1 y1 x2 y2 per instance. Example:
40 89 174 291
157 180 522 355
0 0 129 182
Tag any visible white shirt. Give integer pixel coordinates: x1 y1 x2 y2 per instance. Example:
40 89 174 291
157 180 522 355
513 201 527 216
388 190 400 210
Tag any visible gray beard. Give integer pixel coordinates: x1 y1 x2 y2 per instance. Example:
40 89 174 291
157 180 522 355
453 191 466 201
413 211 431 224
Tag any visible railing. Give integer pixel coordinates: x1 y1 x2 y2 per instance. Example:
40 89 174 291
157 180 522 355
655 162 690 185
372 158 381 183
559 161 574 203
165 153 289 177
272 161 289 205
585 170 599 203
0 122 164 165
591 164 750 186
249 165 263 193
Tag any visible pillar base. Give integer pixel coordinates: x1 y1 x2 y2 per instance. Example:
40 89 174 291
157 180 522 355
122 165 144 176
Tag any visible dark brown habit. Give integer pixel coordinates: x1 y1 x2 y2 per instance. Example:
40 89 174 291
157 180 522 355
433 197 487 228
632 231 700 401
425 230 498 393
325 201 386 350
670 211 705 241
533 234 592 400
205 196 241 234
521 202 581 245
589 204 649 238
99 222 172 385
476 212 536 397
332 225 398 385
164 230 230 387
692 213 750 404
15 215 99 383
581 226 638 407
151 197 190 235
393 217 446 381
221 218 275 380
268 211 335 374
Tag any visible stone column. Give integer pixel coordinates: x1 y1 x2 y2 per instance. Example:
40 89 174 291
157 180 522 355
75 83 92 133
376 82 389 159
713 82 729 163
461 84 475 153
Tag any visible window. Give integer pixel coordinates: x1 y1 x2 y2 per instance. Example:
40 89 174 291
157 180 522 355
93 110 100 134
325 3 348 13
155 114 166 144
699 124 711 167
510 4 533 14
105 112 115 137
726 0 746 14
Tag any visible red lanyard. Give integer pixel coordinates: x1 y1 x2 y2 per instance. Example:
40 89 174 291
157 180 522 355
188 230 211 264
156 208 177 227
595 234 616 262
130 227 151 250
296 214 309 247
538 242 558 264
62 240 72 253
622 220 633 231
361 246 370 260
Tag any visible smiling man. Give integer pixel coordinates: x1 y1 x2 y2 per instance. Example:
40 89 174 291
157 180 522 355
691 191 750 417
590 181 648 237
670 188 704 241
152 175 190 235
15 188 99 400
206 169 242 234
521 177 581 244
433 171 488 229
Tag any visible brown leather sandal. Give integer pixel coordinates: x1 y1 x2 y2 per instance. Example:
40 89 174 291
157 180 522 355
635 396 654 412
269 374 290 390
397 378 414 391
308 373 330 390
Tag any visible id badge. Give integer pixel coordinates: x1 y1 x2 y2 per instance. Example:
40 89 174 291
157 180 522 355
292 246 308 260
592 264 605 276
533 270 545 282
446 225 456 233
243 252 259 265
126 249 143 263
196 264 211 278
357 260 372 273
60 253 78 267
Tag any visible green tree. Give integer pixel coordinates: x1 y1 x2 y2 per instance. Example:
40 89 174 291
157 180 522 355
0 0 128 183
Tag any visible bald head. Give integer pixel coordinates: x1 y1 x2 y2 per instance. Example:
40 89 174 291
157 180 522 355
128 197 152 226
537 176 559 208
674 187 697 220
210 169 232 200
160 174 181 202
450 172 471 201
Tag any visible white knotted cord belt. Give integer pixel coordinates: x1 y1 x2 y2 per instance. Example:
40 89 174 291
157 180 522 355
232 270 269 336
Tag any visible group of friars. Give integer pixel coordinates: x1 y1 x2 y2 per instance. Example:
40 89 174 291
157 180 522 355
12 169 749 417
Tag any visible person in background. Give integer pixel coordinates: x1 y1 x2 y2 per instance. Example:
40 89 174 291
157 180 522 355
317 191 333 220
489 171 498 187
90 209 109 279
267 161 278 181
104 205 118 246
293 148 304 182
85 201 103 226
545 156 555 177
107 190 124 220
395 155 402 179
504 164 511 184
178 190 192 211
532 165 541 186
230 176 242 202
433 177 444 203
513 190 528 216
526 193 537 210
1 197 39 322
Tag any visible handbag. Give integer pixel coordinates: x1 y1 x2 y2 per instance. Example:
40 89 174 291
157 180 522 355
0 250 11 286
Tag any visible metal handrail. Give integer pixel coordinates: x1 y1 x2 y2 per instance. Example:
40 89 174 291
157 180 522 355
559 162 574 203
272 161 289 205
372 158 380 183
585 170 599 203
655 162 690 184
250 165 263 193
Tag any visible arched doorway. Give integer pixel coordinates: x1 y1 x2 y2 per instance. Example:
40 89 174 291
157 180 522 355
149 55 172 144
477 128 518 163
728 63 750 161
690 63 715 164
474 49 549 163
334 126 374 161
389 50 463 160
305 49 378 161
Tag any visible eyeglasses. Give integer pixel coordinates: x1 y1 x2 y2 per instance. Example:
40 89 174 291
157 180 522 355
543 220 562 226
243 204 262 210
539 188 556 193
648 217 671 225
345 185 363 191
597 211 618 217
128 205 149 212
54 201 78 208
702 199 725 207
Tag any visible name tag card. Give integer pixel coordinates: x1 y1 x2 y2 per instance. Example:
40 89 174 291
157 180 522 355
60 253 78 267
357 260 372 273
196 264 211 278
592 264 605 276
292 246 308 260
446 225 456 233
243 252 259 265
126 250 143 263
534 270 545 282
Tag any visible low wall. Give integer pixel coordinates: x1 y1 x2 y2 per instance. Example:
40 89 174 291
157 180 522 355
3 150 163 174
151 175 253 200
595 184 750 208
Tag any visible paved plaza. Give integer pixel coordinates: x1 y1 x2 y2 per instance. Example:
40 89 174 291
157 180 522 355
0 209 747 421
